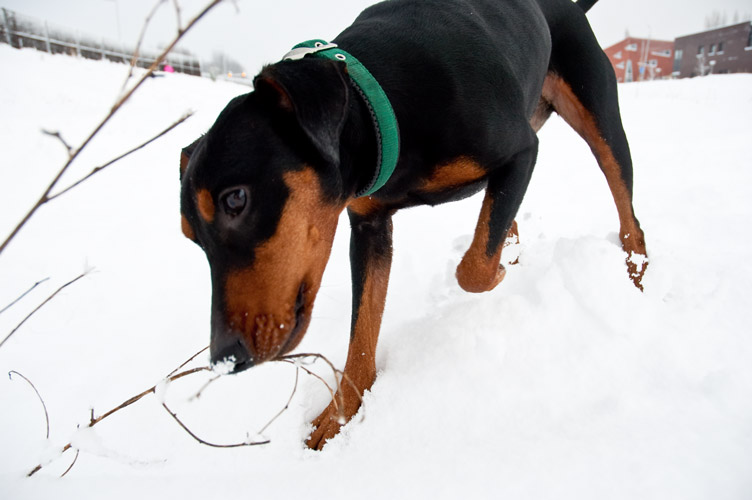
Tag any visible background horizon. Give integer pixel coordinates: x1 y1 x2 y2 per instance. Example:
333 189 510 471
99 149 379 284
2 0 751 75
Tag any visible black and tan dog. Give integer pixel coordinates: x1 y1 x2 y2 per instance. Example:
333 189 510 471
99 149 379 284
179 0 647 449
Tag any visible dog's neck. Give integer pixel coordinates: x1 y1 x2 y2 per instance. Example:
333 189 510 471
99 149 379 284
339 79 380 200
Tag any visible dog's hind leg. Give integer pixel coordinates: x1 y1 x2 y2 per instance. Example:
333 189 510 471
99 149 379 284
543 23 648 289
456 140 538 293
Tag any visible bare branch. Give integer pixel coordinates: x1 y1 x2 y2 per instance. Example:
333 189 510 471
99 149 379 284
0 0 223 257
121 0 168 93
0 277 49 316
27 364 210 477
172 0 183 33
0 272 89 351
41 130 73 157
8 371 50 439
47 112 194 202
162 402 270 448
256 367 299 436
60 449 79 478
167 345 209 378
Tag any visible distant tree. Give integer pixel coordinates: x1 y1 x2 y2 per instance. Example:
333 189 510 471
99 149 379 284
203 51 244 77
704 10 728 29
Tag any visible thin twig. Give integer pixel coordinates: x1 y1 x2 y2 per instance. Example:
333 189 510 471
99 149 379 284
47 112 194 202
162 402 270 448
0 272 89 351
27 364 210 477
88 366 208 427
257 367 299 436
167 345 209 378
172 0 183 33
0 0 223 257
0 277 49 315
121 0 168 93
189 374 220 400
41 130 73 156
8 371 50 439
60 449 79 478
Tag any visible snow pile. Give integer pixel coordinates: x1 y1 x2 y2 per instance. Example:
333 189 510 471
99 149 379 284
1 44 751 500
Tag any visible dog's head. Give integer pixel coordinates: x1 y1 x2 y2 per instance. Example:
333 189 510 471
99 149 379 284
180 59 352 372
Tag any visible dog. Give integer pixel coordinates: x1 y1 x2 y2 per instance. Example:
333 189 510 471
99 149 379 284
179 0 647 449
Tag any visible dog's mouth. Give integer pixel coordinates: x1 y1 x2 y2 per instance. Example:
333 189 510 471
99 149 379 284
211 282 310 375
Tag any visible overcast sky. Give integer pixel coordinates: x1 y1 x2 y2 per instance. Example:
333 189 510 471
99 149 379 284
2 0 751 72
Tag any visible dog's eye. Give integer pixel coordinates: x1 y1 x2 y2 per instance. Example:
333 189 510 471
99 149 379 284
220 188 248 217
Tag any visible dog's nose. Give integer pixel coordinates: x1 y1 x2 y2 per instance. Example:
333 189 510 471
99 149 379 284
210 334 253 374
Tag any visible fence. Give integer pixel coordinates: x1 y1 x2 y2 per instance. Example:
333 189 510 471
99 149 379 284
0 7 201 76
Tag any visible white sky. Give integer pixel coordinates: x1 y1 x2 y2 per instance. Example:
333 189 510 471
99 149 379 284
2 0 751 72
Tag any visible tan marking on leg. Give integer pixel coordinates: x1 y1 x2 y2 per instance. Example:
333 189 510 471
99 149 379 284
196 189 215 223
307 241 391 450
504 219 520 265
421 156 487 192
223 168 345 361
181 214 196 241
348 196 385 217
456 188 506 293
543 74 647 289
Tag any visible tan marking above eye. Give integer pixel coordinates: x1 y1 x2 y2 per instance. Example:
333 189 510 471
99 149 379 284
181 214 196 241
196 189 215 223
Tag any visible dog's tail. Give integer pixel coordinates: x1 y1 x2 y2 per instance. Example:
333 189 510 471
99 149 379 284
575 0 598 13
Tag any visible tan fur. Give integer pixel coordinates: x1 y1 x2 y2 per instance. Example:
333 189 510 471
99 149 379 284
421 156 487 192
196 189 215 223
456 188 507 293
223 168 344 361
307 220 392 449
181 214 196 241
541 73 647 289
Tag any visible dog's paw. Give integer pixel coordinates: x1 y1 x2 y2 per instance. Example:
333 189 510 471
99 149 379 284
626 251 649 291
306 403 346 450
306 388 363 450
456 252 506 293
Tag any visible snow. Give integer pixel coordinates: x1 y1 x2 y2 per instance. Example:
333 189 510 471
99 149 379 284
1 43 752 499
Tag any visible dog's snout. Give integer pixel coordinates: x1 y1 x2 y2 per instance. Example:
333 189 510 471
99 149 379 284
210 334 253 374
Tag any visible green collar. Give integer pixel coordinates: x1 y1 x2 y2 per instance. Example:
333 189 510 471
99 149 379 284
283 40 399 197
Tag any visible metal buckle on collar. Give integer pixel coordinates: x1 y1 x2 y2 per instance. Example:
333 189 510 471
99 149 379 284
283 42 339 61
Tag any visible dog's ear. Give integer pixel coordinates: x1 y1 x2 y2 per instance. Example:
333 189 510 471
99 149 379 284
254 59 349 166
180 137 202 180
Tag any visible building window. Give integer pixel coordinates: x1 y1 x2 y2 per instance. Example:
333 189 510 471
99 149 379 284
709 44 716 55
674 49 683 61
748 29 752 48
718 42 724 53
626 43 638 52
697 45 704 55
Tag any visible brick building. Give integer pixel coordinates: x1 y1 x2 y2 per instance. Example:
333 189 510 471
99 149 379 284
672 22 752 78
603 38 674 82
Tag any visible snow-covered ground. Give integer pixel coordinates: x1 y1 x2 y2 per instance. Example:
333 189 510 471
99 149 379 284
1 42 751 500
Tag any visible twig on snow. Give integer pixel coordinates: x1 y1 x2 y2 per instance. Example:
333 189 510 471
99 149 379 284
0 271 89 351
40 130 73 157
0 277 50 316
8 371 50 439
46 111 194 202
0 0 223 257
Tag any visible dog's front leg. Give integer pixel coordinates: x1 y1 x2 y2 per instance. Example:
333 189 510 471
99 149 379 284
307 205 393 450
456 143 538 293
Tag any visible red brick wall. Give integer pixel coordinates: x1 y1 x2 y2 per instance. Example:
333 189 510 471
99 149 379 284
603 38 675 82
